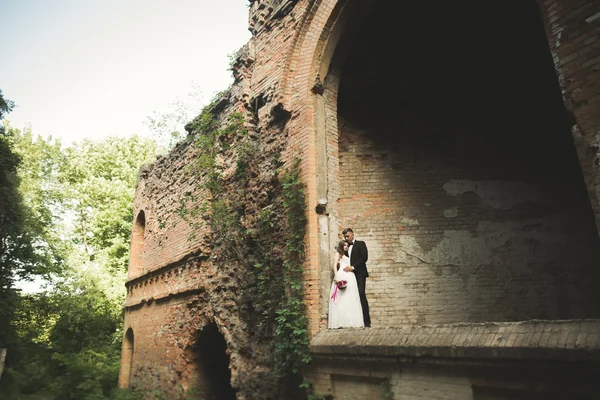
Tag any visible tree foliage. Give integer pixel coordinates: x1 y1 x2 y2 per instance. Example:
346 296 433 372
0 88 156 398
0 90 20 354
61 136 156 273
145 82 204 153
0 92 54 353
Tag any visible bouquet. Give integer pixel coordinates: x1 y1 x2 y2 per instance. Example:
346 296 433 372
331 279 348 304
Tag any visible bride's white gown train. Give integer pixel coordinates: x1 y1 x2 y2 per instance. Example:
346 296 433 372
328 255 364 329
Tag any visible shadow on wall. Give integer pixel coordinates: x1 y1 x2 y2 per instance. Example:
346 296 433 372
332 0 600 324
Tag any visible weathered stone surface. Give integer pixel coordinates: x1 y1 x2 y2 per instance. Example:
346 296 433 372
248 0 298 35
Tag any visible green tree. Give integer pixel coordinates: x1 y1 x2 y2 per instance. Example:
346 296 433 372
10 126 67 274
0 92 47 350
43 135 156 399
1 128 155 399
44 269 127 400
145 82 205 152
0 90 20 352
0 91 64 396
61 135 156 273
0 113 65 396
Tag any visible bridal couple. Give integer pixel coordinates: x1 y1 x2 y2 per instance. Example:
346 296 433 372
328 228 372 329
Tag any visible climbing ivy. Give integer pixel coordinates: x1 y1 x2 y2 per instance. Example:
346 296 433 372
183 100 311 396
170 98 247 237
273 160 310 381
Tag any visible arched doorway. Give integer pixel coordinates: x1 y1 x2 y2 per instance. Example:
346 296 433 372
187 322 236 400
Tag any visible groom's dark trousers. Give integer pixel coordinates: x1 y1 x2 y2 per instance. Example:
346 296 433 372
349 240 371 327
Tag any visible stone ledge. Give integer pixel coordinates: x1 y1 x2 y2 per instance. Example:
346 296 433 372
310 319 600 362
124 287 204 309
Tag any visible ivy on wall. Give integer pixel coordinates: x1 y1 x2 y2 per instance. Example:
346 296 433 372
180 98 311 396
274 159 310 382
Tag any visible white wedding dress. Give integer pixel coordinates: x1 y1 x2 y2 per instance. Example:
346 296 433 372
328 254 364 329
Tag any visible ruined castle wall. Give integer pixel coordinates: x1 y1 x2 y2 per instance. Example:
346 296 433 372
305 0 600 395
129 142 211 278
123 298 200 396
120 134 216 394
121 127 279 397
122 255 213 396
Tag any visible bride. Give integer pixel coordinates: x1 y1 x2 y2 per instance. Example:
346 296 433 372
328 240 364 329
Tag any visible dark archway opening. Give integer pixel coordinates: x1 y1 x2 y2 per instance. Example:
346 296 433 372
335 0 600 324
190 322 236 400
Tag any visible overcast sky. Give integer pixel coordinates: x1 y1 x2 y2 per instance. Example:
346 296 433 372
0 0 251 145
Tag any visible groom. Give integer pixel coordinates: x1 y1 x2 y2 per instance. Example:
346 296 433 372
342 228 371 327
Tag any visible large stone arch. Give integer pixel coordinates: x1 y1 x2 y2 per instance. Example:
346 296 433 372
284 0 600 332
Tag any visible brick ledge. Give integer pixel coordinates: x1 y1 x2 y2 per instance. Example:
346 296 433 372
310 319 600 362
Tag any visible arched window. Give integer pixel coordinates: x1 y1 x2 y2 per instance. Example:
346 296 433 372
118 328 135 388
129 210 145 279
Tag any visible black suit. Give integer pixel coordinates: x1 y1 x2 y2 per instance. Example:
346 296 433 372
349 240 371 326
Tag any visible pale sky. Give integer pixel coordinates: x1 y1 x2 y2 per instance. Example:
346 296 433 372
0 0 251 145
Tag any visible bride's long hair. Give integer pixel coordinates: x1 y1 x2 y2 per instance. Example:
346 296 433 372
336 240 348 256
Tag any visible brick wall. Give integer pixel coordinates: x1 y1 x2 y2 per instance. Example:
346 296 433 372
128 147 205 278
336 117 600 325
123 298 200 397
128 211 145 280
309 362 474 400
121 254 264 398
326 0 600 326
120 256 213 396
308 359 600 400
128 142 212 279
537 0 600 234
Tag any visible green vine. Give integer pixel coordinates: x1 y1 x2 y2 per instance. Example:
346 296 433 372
273 159 310 385
171 98 247 235
182 100 310 396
